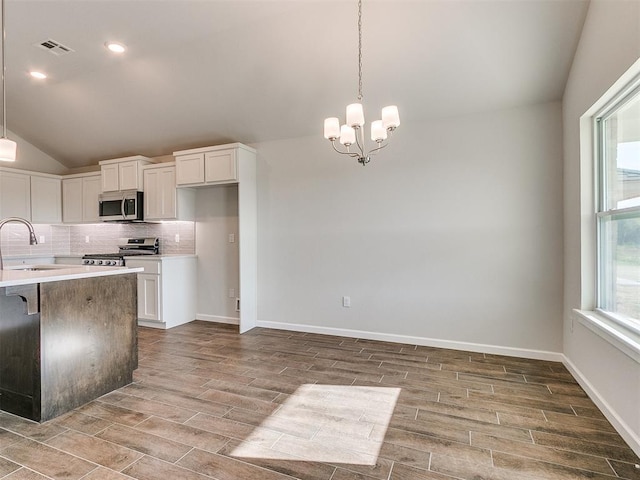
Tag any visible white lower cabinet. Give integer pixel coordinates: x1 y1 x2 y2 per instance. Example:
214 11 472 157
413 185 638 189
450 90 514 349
138 274 160 320
54 256 83 265
126 256 197 329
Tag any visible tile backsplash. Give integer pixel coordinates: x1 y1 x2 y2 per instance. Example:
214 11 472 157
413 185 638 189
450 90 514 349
0 221 195 258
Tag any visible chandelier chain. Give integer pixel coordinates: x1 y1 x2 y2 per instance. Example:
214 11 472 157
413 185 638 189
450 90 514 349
357 0 363 101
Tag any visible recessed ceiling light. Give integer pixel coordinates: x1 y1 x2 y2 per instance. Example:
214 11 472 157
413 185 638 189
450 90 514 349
105 42 126 54
30 71 47 80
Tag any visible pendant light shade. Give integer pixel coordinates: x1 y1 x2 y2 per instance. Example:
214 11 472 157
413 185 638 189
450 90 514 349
0 137 16 162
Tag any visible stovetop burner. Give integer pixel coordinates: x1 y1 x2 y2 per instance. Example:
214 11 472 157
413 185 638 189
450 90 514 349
82 237 159 266
81 254 126 266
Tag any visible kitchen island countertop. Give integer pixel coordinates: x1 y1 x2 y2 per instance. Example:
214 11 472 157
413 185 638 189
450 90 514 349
123 254 197 259
0 265 143 288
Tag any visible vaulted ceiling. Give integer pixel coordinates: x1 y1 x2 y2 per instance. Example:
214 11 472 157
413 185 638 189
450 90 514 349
5 0 589 168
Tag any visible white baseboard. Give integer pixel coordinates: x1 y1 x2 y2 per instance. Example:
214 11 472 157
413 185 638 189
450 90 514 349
255 320 563 362
563 355 640 458
138 319 166 329
196 313 239 325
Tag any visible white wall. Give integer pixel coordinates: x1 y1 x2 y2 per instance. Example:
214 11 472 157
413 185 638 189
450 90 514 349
2 128 68 174
562 0 640 456
255 101 564 358
195 185 240 322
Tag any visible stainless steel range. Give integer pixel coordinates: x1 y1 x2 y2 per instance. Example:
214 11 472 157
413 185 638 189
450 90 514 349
82 237 159 266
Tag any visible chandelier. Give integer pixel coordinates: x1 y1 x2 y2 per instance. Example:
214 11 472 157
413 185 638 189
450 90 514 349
323 0 400 166
0 0 16 162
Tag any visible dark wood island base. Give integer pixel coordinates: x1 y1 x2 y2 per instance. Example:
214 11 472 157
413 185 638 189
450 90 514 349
0 273 137 422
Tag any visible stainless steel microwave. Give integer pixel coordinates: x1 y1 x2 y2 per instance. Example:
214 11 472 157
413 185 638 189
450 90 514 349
98 190 144 222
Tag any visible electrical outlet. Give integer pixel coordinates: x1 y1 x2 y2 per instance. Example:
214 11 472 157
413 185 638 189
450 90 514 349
228 289 235 298
85 235 90 243
39 236 45 243
175 234 180 243
228 233 235 243
342 296 351 308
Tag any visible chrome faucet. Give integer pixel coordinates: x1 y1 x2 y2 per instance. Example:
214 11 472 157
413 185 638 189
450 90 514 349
0 217 38 270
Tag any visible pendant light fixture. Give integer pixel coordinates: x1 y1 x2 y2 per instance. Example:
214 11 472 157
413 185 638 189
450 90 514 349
323 0 399 166
0 0 15 162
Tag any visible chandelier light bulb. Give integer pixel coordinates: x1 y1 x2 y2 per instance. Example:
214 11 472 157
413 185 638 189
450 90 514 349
346 103 365 128
381 105 400 129
371 120 387 142
324 117 340 140
340 125 356 146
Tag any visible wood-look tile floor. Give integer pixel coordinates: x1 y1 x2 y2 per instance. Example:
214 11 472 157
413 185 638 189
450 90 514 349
1 321 639 480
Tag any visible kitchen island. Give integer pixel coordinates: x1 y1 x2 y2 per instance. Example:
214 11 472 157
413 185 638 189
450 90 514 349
0 265 142 422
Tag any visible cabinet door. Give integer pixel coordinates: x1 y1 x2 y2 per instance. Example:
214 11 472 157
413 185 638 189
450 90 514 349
144 166 177 220
143 168 161 220
176 153 205 185
31 176 62 223
205 149 237 183
101 164 119 192
137 273 161 321
119 161 140 191
0 171 31 219
158 167 177 218
82 175 102 222
62 178 83 223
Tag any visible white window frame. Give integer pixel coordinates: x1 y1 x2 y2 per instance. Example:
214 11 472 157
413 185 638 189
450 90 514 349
593 83 640 329
574 62 640 363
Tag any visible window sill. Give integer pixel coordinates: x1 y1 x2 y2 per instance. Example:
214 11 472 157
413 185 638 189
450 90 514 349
573 309 640 364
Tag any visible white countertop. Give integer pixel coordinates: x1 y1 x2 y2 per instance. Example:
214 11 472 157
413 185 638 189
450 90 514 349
0 265 143 288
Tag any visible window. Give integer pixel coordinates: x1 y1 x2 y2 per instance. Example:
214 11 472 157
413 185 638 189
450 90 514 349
595 85 640 326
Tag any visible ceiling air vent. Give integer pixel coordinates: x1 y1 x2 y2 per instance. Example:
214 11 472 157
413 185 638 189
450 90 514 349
35 39 74 56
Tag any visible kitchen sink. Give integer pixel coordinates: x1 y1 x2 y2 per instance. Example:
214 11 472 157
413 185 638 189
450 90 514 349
6 264 74 272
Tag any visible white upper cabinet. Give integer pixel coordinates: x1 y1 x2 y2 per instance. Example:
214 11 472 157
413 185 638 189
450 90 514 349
99 155 153 192
31 175 62 223
100 163 120 192
62 177 83 223
82 175 102 222
174 153 205 185
0 169 63 223
143 163 195 221
119 161 142 191
204 149 237 183
174 143 249 187
62 173 101 223
0 170 31 219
